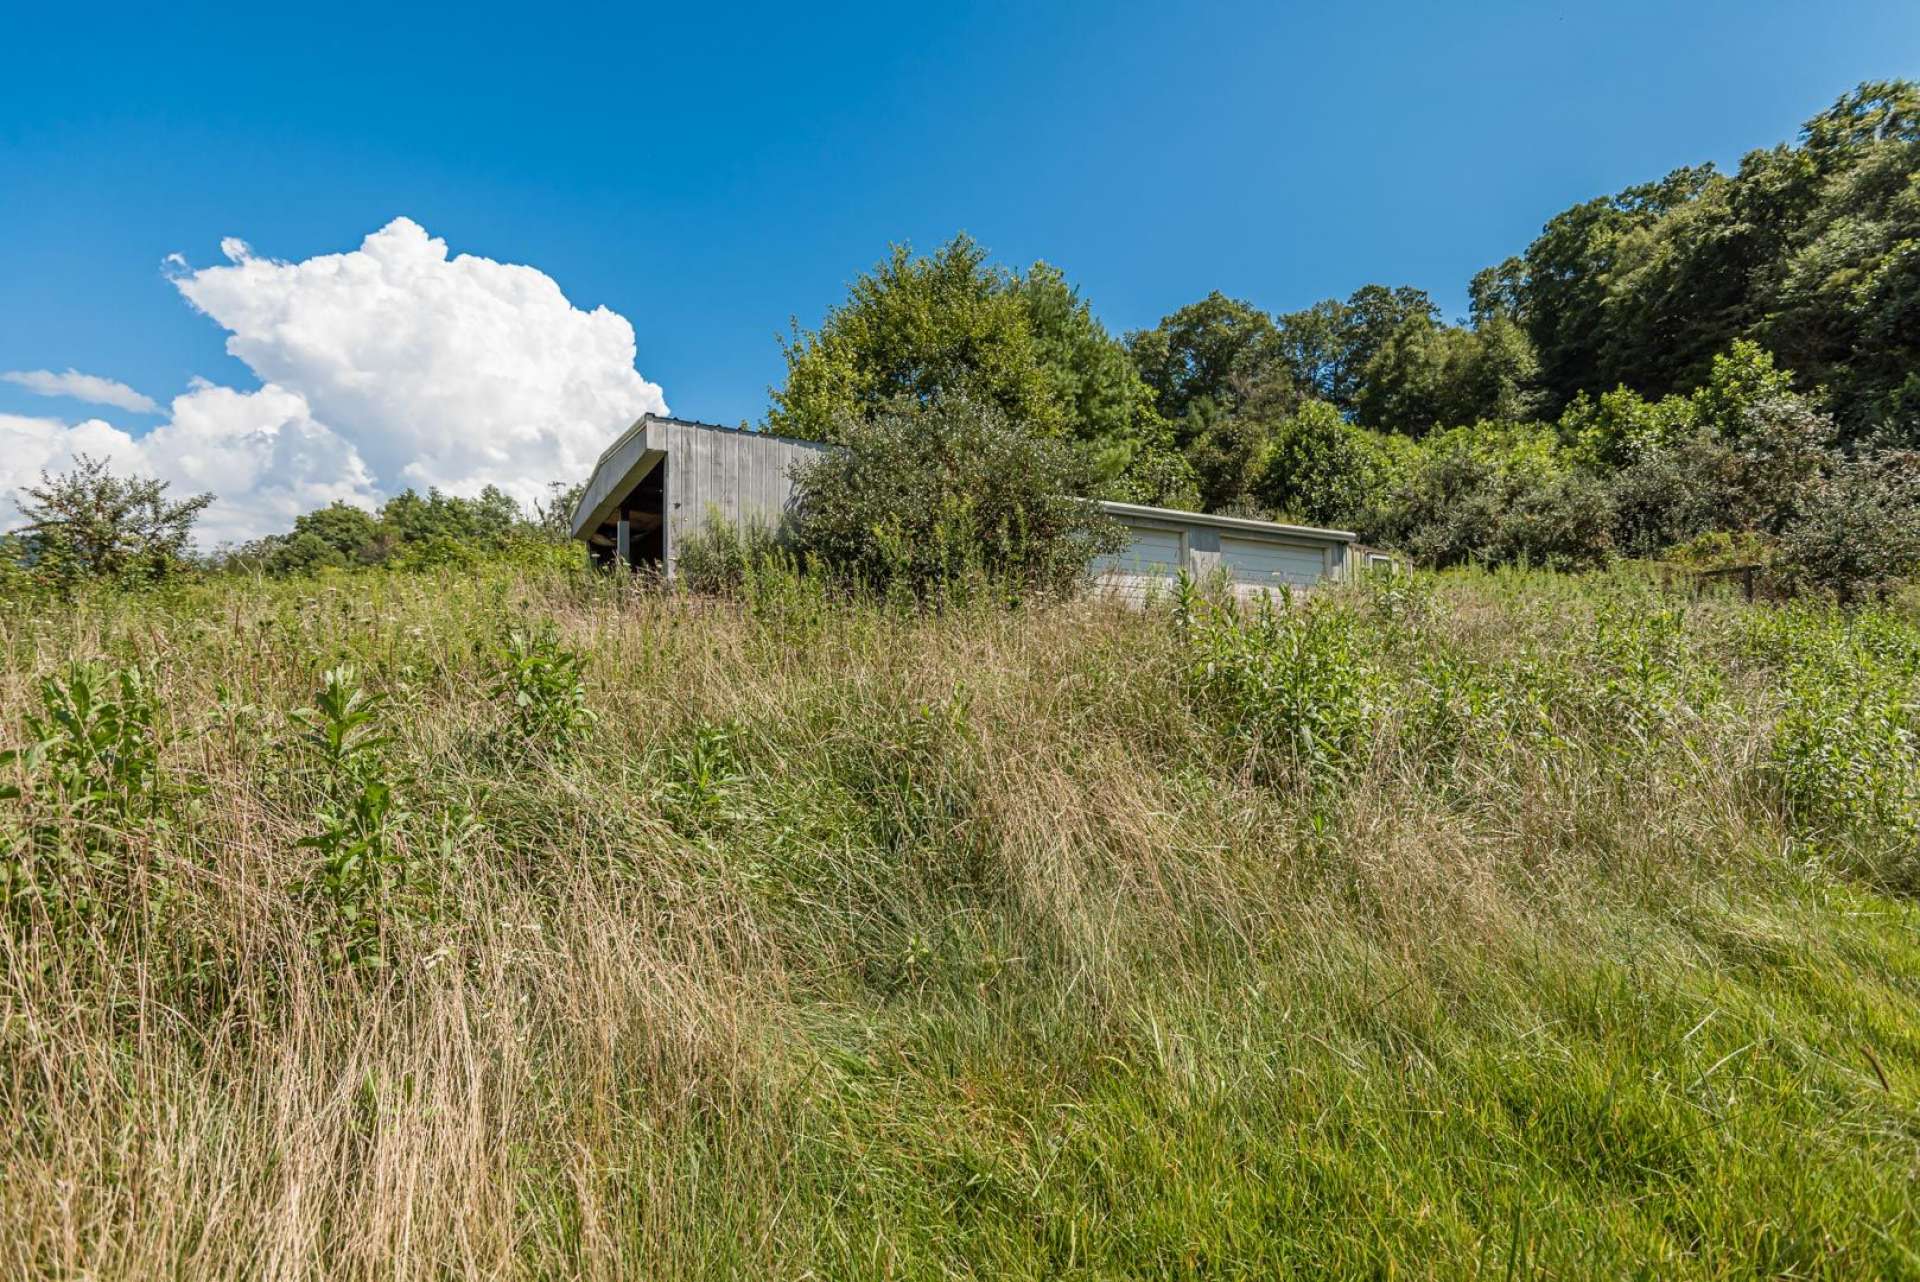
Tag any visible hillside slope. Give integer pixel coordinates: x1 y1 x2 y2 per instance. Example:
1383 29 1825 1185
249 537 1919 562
2 563 1918 1278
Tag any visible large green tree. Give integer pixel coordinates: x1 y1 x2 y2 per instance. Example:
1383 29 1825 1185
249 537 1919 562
1011 263 1180 489
1276 284 1438 416
1124 292 1293 429
769 235 1189 503
769 236 1059 443
1351 311 1542 433
1503 80 1920 440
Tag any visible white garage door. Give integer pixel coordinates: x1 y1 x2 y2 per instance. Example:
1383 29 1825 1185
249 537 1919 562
1220 536 1327 591
1091 527 1183 600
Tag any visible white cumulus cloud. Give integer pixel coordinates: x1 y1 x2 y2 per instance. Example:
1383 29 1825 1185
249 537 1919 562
141 382 382 547
1 217 668 546
1 386 380 548
173 217 668 508
3 368 161 414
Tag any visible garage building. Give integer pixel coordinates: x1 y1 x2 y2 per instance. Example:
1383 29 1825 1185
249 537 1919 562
1090 502 1355 602
571 413 1356 593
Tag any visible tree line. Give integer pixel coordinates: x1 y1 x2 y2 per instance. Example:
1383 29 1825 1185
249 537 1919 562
6 80 1916 600
763 79 1920 598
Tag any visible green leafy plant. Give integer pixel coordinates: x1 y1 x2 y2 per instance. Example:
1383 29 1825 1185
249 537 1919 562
788 396 1124 601
1 662 164 928
656 721 747 834
290 666 422 968
488 619 597 753
1175 589 1379 789
1767 639 1920 886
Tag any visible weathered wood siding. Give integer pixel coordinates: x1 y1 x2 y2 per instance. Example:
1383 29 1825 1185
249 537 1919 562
650 420 830 574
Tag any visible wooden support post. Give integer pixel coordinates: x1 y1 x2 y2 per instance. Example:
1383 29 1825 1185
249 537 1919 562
616 518 631 570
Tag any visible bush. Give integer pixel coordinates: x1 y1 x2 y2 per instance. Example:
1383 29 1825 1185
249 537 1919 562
788 397 1124 599
1489 469 1617 569
1377 426 1615 570
1720 395 1836 534
9 454 211 593
1106 442 1202 510
1604 434 1730 557
1181 399 1274 512
1560 386 1700 471
1780 449 1920 603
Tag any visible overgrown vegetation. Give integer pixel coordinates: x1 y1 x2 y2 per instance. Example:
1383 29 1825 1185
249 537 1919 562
1 75 1917 1276
3 555 1918 1277
226 482 577 576
9 83 1914 608
8 453 211 594
787 397 1124 599
759 80 1920 600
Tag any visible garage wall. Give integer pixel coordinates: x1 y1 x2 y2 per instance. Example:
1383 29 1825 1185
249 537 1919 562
1090 526 1185 604
1220 536 1329 590
578 426 1355 595
1092 504 1353 603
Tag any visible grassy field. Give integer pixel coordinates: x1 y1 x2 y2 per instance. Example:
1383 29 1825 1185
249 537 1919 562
2 557 1918 1279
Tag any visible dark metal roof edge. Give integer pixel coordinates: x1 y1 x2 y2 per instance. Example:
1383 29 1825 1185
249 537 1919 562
1096 500 1357 543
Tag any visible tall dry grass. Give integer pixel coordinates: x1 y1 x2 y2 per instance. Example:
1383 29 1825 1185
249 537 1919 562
1 559 1917 1278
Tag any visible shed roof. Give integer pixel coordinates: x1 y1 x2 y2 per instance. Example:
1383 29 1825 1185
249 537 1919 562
1096 501 1356 543
571 413 1358 546
570 413 830 539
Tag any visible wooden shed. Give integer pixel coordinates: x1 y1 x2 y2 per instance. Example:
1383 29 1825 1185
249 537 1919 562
572 413 1357 593
571 415 831 573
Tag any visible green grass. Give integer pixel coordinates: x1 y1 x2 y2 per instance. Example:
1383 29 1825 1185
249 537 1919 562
2 557 1918 1278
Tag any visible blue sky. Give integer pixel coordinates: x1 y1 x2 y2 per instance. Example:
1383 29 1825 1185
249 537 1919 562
2 0 1917 537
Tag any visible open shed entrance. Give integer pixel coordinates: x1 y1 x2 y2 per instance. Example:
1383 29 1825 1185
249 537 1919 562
587 454 666 570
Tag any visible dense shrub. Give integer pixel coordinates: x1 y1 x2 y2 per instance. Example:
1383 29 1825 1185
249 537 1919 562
7 454 211 594
1102 440 1202 510
1718 395 1836 534
788 397 1124 598
1560 385 1700 471
1376 426 1616 570
1780 449 1920 602
1604 434 1730 556
1180 398 1275 512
